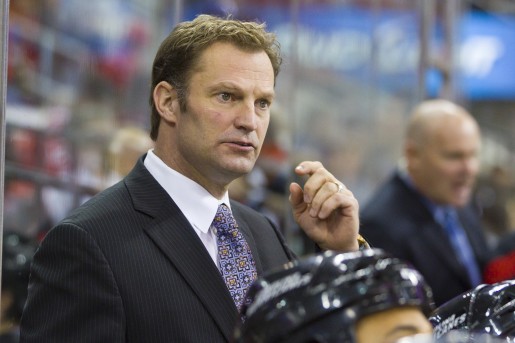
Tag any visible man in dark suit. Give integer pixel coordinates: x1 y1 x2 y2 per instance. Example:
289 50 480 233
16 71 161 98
20 15 362 342
360 99 491 307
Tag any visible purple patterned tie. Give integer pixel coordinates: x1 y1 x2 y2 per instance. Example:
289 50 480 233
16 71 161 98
213 203 257 311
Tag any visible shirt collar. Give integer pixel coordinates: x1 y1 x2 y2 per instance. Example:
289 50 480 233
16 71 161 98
144 149 230 233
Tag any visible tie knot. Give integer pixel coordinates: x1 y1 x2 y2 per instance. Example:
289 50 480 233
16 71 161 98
217 203 230 215
213 203 238 234
441 208 458 230
443 207 459 223
444 207 456 217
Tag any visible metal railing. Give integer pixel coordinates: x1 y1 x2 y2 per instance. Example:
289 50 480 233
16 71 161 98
0 0 11 312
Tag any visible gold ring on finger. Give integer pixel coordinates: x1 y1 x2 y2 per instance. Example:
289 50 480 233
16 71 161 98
333 181 344 193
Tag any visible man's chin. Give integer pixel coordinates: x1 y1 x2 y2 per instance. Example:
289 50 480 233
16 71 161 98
223 161 256 178
451 193 472 207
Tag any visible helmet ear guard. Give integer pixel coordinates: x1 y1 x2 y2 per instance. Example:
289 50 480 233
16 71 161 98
429 279 515 340
234 248 435 343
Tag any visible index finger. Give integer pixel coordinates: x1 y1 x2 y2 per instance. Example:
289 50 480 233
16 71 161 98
295 161 337 204
294 161 324 177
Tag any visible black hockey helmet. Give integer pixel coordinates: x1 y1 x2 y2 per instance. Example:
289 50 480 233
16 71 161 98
429 280 515 341
234 248 434 343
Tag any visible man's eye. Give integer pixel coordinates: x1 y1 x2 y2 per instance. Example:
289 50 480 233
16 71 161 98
219 93 232 102
257 99 270 109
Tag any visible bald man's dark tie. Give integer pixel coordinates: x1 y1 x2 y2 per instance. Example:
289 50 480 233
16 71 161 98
443 208 481 286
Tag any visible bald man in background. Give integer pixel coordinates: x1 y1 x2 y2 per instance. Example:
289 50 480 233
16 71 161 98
360 99 492 306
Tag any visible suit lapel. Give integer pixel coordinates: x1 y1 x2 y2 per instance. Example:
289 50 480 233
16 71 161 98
417 220 471 286
458 207 489 268
395 176 472 287
125 157 238 342
231 207 264 276
405 197 472 287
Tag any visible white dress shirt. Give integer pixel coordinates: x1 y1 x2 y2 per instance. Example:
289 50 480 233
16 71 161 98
144 149 230 266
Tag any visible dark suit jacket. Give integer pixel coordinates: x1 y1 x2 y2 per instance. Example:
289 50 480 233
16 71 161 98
20 157 294 343
360 171 491 306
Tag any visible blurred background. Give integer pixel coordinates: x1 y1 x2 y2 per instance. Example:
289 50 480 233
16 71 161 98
1 0 515 333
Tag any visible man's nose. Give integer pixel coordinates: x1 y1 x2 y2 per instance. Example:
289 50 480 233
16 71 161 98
235 101 258 131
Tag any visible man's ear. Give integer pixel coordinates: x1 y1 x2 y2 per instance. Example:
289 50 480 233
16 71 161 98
404 139 420 167
153 81 179 124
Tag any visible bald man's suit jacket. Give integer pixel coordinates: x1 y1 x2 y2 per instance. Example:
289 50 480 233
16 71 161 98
20 156 294 343
360 172 491 306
